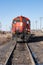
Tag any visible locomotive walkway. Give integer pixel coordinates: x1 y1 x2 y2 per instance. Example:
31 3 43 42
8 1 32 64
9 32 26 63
0 39 16 65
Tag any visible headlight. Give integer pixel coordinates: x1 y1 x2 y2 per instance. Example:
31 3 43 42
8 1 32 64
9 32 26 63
27 21 29 24
13 21 16 24
20 22 23 26
14 22 16 24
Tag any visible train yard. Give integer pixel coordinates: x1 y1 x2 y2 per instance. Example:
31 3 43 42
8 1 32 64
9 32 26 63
0 31 43 65
0 0 43 64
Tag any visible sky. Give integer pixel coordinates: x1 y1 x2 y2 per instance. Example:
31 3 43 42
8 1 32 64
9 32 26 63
0 0 43 31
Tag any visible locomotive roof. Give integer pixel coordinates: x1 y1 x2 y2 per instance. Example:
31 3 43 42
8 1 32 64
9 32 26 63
13 16 30 21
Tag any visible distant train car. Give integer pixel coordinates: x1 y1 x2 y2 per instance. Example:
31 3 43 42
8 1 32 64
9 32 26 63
12 16 31 41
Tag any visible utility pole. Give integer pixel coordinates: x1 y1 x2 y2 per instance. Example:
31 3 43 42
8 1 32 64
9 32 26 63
40 17 43 30
35 20 37 30
32 21 34 30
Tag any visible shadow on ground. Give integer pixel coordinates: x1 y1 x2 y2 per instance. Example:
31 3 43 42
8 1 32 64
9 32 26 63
17 34 43 43
28 35 43 43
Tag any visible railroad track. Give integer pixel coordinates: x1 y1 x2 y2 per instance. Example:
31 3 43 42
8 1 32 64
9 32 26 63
0 38 37 65
6 39 36 65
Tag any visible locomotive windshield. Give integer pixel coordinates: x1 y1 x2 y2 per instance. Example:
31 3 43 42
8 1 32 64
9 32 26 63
13 17 20 23
16 17 20 22
13 20 20 23
16 19 20 22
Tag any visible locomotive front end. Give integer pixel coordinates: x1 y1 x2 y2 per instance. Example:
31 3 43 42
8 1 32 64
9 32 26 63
12 16 31 41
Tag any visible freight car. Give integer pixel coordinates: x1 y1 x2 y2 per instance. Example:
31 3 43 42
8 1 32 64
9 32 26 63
12 16 31 41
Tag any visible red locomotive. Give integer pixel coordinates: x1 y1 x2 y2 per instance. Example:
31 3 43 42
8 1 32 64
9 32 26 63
12 16 31 41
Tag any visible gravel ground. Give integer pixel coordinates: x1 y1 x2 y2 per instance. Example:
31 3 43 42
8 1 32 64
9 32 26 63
28 42 43 65
28 30 43 65
0 40 16 65
0 33 12 45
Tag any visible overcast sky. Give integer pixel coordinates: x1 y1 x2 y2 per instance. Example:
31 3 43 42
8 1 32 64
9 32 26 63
0 0 43 31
